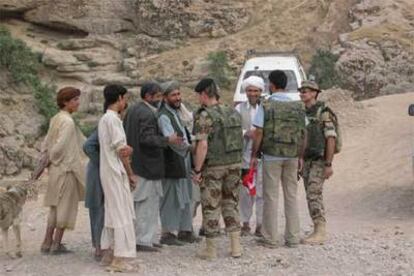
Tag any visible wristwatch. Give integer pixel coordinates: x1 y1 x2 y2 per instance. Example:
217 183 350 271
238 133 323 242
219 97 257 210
193 168 202 174
324 161 332 167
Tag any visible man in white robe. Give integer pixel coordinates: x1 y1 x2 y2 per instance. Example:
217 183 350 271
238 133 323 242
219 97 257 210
98 84 137 272
235 76 265 237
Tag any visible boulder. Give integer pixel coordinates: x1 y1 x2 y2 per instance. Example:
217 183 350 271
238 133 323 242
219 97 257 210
335 0 414 99
42 48 80 68
23 0 136 35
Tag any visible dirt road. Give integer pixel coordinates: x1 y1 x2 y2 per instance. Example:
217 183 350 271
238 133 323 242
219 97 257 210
1 92 413 275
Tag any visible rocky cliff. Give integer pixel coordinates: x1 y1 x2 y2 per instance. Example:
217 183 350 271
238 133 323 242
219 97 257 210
0 0 412 178
0 71 43 179
335 0 414 99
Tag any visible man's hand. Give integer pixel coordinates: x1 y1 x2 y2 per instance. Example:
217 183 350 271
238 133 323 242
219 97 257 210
192 171 202 184
297 158 304 175
119 145 133 158
168 133 184 145
244 130 255 140
324 166 333 179
129 174 138 191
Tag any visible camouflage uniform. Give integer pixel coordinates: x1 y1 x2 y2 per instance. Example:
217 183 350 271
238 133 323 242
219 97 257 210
303 101 337 224
193 107 242 238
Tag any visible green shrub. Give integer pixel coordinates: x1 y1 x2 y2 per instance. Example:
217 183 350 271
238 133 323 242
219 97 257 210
207 51 232 89
0 26 58 132
308 49 342 90
0 27 38 83
79 122 97 137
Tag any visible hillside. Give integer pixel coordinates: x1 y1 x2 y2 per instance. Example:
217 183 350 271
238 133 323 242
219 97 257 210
1 0 412 178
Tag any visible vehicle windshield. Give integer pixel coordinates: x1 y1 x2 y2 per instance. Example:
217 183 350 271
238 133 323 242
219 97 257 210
240 70 298 94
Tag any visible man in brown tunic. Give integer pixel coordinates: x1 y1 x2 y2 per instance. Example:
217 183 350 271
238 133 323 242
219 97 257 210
40 87 86 255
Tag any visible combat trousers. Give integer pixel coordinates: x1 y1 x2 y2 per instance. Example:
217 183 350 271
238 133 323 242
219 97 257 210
262 158 300 245
302 160 326 224
200 164 241 238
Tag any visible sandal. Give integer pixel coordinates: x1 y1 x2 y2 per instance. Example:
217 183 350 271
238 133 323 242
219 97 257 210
50 243 73 255
40 243 51 254
99 250 114 266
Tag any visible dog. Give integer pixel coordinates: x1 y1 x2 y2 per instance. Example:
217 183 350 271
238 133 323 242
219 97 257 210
0 152 48 258
0 184 27 258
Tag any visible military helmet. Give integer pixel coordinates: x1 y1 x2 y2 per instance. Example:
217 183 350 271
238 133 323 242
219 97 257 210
298 80 321 93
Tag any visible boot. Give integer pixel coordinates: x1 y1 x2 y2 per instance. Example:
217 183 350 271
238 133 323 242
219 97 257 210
196 238 217 260
240 223 251 236
229 231 242 258
254 225 263 238
302 222 326 245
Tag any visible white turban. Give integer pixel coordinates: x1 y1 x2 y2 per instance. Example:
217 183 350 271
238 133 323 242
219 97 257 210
242 76 265 92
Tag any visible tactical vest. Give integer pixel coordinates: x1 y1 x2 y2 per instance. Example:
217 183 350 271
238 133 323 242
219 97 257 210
261 100 305 158
199 104 243 166
158 105 187 179
305 101 341 159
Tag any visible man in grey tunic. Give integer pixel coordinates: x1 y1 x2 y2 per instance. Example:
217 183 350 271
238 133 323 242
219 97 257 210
158 81 198 245
83 130 104 261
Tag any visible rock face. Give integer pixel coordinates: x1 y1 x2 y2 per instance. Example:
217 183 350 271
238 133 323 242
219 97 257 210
135 0 248 38
0 0 249 37
0 0 250 116
0 72 44 179
335 0 414 99
23 0 136 35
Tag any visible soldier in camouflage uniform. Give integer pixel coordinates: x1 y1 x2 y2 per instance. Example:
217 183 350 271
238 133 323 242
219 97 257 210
192 78 243 260
299 80 338 245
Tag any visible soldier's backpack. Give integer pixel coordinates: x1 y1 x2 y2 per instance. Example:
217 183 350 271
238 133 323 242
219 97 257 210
261 100 306 158
305 101 342 159
201 104 243 166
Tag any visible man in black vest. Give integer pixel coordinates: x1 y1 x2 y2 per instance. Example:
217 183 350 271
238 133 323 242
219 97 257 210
158 81 199 245
124 82 182 252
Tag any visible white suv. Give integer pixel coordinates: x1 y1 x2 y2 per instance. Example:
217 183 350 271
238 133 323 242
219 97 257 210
233 50 307 104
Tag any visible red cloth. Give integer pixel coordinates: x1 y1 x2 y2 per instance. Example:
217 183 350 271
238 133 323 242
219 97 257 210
242 167 256 196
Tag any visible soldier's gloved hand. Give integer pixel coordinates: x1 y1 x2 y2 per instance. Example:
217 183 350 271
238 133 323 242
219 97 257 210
323 166 333 179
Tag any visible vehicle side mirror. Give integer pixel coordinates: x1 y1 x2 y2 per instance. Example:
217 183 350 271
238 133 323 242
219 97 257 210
409 104 414 116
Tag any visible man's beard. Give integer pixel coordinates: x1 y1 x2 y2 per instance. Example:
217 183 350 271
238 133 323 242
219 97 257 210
168 101 181 110
150 100 161 108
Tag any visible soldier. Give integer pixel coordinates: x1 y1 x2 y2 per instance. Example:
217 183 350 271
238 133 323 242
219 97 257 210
192 78 243 260
299 80 338 245
250 70 306 248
